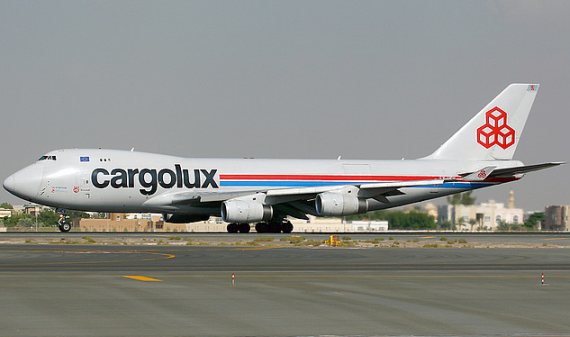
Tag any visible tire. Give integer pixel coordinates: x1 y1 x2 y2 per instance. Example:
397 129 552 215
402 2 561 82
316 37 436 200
227 223 239 233
255 223 268 233
269 223 282 233
238 223 251 233
59 223 71 233
282 221 293 234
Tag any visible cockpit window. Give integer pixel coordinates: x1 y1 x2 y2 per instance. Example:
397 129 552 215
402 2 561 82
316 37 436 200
38 156 48 161
38 155 57 161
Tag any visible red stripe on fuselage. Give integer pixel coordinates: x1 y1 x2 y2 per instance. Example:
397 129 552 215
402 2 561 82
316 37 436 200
219 174 445 181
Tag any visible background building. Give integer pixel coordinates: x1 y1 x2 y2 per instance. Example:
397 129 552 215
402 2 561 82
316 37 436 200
348 220 389 232
544 205 570 231
290 216 388 233
0 208 12 218
438 191 524 231
78 213 390 233
423 203 439 221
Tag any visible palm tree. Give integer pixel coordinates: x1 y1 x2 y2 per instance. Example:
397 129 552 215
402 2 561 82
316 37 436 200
469 219 477 232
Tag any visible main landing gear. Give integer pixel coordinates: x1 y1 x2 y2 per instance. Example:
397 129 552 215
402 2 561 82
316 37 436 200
57 209 71 233
226 220 294 234
255 220 293 234
227 223 251 233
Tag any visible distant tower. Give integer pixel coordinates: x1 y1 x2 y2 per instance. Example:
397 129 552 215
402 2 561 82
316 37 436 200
508 190 515 209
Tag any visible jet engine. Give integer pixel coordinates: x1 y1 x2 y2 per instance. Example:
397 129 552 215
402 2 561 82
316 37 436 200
164 214 210 223
315 192 367 216
221 200 273 223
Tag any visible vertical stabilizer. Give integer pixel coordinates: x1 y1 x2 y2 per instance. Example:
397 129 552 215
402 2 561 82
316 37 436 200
425 84 539 160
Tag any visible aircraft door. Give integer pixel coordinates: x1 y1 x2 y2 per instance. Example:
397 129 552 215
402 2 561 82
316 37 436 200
75 171 91 199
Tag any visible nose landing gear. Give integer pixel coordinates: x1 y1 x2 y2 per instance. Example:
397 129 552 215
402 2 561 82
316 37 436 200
58 222 71 233
57 210 71 233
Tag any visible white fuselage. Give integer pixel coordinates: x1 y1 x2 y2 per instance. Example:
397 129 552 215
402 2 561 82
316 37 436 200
4 149 522 217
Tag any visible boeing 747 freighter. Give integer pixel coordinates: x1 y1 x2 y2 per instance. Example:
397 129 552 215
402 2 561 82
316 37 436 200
3 84 562 232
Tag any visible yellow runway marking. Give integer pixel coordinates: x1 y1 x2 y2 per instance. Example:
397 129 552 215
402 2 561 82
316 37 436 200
0 250 175 268
237 247 281 251
421 236 435 239
158 253 176 259
543 238 568 241
123 275 162 282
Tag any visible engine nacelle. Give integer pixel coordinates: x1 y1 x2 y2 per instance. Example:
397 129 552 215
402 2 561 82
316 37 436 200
221 200 273 223
164 214 210 223
315 192 367 216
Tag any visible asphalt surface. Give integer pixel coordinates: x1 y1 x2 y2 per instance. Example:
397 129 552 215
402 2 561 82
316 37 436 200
0 244 569 336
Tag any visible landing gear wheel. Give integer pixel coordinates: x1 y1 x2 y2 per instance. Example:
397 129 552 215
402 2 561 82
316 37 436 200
238 223 251 233
255 222 268 233
57 211 71 233
269 223 283 233
256 220 292 233
58 222 71 233
282 221 293 234
227 223 239 233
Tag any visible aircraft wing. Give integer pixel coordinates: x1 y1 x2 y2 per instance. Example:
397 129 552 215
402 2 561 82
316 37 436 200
143 185 348 207
356 179 444 190
143 179 446 212
266 179 445 204
144 190 247 206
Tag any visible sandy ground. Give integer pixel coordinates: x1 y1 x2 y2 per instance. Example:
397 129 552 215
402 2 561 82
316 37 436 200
1 232 569 249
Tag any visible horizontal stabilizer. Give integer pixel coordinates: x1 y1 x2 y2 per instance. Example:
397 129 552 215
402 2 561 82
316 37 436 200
489 162 564 177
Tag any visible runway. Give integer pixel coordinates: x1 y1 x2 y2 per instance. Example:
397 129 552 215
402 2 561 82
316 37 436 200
0 245 569 336
2 245 570 271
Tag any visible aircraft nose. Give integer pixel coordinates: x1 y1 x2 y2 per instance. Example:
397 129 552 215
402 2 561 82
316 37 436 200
3 175 16 194
3 165 43 201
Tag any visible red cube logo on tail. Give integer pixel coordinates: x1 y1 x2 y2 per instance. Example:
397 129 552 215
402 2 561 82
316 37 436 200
476 107 515 149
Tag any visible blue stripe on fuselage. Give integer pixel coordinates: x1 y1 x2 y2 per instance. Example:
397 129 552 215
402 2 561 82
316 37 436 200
220 181 362 187
219 181 493 188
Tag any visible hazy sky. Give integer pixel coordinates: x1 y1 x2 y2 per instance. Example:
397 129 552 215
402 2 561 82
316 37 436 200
0 0 568 211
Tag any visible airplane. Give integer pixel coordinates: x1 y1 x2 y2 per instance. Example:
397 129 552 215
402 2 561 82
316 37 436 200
3 83 563 233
